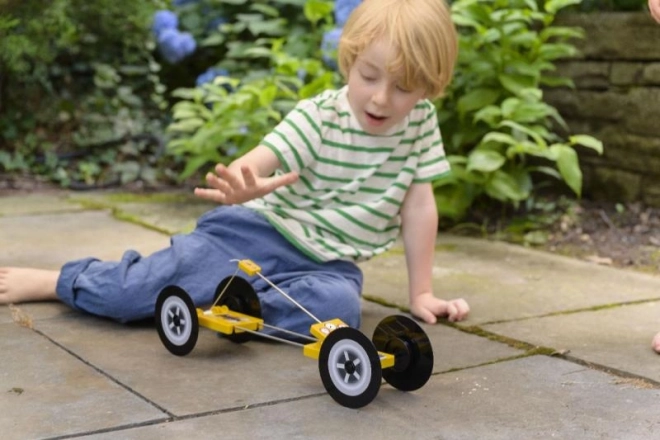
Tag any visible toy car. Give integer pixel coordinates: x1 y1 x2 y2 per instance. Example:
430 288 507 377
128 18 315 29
155 259 434 408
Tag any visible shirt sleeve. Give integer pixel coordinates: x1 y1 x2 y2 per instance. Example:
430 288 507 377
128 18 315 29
413 101 451 183
260 98 321 174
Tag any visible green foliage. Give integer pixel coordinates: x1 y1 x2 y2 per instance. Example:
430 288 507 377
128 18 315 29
167 41 339 179
167 0 333 81
165 0 340 179
0 0 170 187
433 0 603 221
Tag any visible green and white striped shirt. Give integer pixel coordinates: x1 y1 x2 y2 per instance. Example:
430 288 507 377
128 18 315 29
243 86 450 263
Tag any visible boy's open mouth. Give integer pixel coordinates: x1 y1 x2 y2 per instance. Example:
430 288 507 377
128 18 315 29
366 111 387 121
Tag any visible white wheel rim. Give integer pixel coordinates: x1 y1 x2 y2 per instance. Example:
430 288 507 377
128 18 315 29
161 296 192 346
327 339 372 396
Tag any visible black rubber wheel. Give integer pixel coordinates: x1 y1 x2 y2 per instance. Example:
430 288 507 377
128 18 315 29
372 315 434 391
214 276 262 343
155 286 199 356
319 327 382 408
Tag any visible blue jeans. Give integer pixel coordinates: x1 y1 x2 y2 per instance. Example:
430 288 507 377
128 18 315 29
56 206 363 338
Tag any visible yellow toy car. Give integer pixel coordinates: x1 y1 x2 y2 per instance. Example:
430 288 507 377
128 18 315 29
155 259 434 408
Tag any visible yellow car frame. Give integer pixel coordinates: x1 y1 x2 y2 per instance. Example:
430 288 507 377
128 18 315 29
155 259 434 408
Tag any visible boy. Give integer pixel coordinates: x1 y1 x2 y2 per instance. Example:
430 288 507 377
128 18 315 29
0 0 469 337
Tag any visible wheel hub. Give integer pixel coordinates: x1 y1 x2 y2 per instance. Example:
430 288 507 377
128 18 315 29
172 312 181 327
387 338 412 372
344 360 357 375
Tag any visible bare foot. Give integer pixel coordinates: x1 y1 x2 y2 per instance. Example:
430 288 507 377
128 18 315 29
0 268 59 304
653 332 660 354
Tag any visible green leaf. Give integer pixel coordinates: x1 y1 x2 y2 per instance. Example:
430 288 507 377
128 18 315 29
570 135 603 154
538 43 578 61
179 155 214 181
244 47 273 58
434 184 478 221
467 149 506 172
304 0 334 25
482 132 517 146
498 74 537 96
550 145 582 196
540 76 574 88
485 170 529 202
539 26 584 41
473 105 502 127
544 0 583 15
167 118 205 133
246 19 287 36
457 88 500 116
250 3 280 17
529 165 562 179
499 120 548 148
200 33 226 47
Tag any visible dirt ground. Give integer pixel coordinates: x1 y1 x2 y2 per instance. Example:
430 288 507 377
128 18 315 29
2 174 660 275
539 200 660 274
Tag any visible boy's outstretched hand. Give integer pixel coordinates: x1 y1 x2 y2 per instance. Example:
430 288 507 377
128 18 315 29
410 292 470 324
195 163 298 205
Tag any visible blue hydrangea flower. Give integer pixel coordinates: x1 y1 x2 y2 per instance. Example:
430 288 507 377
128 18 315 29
196 67 229 87
152 10 178 39
157 29 197 64
321 28 343 70
335 0 361 27
172 0 198 6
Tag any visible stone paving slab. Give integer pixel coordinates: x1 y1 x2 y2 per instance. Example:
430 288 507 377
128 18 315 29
68 192 212 235
0 211 171 269
359 235 660 324
79 356 660 440
484 301 660 383
0 321 167 440
0 193 84 217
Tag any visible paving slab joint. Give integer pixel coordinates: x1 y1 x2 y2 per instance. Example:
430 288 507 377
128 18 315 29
362 294 406 311
559 354 660 389
69 195 178 235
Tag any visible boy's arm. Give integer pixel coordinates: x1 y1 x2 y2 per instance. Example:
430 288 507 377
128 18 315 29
400 183 469 324
651 0 660 23
194 145 299 205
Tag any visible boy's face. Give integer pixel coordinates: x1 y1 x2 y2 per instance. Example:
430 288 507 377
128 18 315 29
346 39 427 135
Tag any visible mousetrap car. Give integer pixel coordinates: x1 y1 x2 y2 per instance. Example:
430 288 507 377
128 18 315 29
155 259 434 408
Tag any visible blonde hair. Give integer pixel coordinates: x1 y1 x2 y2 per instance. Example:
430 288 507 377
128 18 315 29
337 0 457 99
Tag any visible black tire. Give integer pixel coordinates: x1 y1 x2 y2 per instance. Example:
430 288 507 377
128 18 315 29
318 327 382 408
372 315 434 391
214 276 262 343
155 286 199 356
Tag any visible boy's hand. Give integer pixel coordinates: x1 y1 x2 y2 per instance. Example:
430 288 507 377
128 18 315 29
410 293 469 324
194 163 298 205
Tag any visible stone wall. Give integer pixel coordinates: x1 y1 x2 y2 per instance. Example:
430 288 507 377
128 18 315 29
545 12 660 205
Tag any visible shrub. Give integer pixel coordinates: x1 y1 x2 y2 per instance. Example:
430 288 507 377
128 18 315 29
164 0 341 179
433 0 603 221
0 0 169 187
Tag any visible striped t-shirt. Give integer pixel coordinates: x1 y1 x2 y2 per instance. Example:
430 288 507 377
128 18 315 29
243 86 450 263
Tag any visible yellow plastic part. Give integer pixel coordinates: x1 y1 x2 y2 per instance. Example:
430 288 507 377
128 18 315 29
302 318 396 369
303 341 323 359
309 318 348 340
197 306 263 335
237 259 261 276
378 351 395 369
